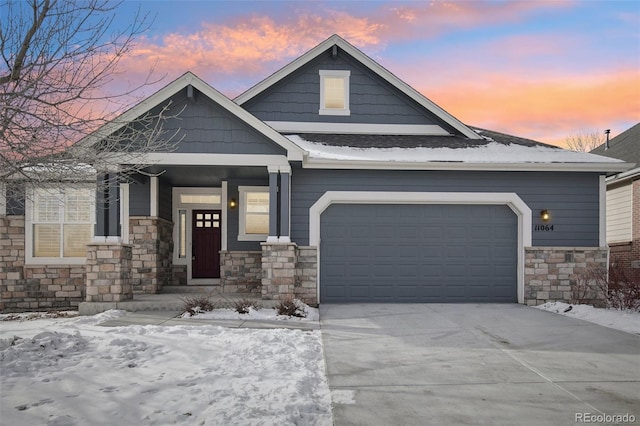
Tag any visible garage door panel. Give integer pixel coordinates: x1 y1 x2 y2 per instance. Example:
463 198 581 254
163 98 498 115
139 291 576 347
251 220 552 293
422 226 443 239
320 204 517 303
398 264 419 277
373 264 394 277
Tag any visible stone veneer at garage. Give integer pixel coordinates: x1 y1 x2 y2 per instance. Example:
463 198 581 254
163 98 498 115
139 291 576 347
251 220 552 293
524 247 608 306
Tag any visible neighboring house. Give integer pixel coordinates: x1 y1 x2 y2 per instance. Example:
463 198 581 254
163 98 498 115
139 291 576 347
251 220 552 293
591 123 639 269
0 35 631 312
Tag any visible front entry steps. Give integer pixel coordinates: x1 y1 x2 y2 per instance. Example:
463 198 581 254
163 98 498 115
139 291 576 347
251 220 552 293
78 286 275 316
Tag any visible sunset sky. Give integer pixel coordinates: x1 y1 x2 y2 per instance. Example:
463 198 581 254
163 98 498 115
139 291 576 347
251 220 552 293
113 0 640 147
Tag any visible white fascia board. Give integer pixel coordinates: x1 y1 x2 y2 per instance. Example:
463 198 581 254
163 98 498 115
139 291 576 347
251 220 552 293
77 72 303 162
234 36 341 105
605 165 640 185
266 121 450 135
235 34 481 140
122 153 290 167
309 190 531 304
302 159 634 173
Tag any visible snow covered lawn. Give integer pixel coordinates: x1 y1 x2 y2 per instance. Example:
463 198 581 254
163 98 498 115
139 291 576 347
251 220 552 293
0 310 333 426
534 302 640 335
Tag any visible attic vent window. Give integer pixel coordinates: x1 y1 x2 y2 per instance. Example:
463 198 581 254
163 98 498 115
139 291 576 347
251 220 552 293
319 70 350 116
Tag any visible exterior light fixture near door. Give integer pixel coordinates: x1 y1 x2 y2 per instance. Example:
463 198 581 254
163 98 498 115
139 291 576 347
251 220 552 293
229 198 237 209
540 210 551 222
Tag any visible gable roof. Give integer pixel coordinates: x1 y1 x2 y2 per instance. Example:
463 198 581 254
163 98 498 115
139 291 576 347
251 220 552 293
591 123 640 164
77 72 304 161
234 34 482 140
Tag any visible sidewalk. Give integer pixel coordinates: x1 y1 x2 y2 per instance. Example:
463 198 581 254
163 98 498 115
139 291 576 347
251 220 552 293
97 310 320 330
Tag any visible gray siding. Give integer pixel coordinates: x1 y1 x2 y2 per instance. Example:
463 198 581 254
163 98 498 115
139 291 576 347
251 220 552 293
121 87 286 155
159 179 172 221
291 170 602 247
243 48 457 131
5 183 25 215
129 178 150 216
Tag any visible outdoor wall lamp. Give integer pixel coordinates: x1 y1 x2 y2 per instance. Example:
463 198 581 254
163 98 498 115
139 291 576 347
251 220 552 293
229 198 237 209
540 210 551 222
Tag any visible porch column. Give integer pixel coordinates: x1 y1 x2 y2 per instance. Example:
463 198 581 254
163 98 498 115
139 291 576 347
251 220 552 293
85 170 133 307
95 172 121 240
267 167 279 242
279 166 291 243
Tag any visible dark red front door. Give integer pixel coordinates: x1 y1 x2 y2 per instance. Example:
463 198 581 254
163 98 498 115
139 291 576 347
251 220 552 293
192 210 221 278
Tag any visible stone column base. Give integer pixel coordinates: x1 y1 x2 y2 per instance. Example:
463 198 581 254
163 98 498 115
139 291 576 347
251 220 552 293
261 242 296 301
85 242 133 302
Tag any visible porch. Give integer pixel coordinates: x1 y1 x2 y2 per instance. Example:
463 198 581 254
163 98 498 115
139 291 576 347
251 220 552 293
78 285 280 316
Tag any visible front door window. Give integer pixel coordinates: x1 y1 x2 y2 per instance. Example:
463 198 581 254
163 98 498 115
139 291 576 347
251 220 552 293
192 210 221 278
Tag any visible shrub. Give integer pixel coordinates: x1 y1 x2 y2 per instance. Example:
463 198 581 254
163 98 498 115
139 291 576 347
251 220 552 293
571 267 607 307
607 262 640 311
234 298 259 314
572 264 640 311
275 298 307 318
181 295 215 316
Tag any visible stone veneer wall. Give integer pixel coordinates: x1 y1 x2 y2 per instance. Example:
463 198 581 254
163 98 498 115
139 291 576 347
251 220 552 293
295 246 318 306
1 215 85 312
524 247 608 306
220 250 262 293
129 217 173 294
85 243 132 302
172 265 187 286
260 243 318 306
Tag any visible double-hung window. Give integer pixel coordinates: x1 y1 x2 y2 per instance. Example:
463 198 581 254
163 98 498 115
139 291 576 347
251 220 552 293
238 186 269 241
319 70 350 116
28 187 94 262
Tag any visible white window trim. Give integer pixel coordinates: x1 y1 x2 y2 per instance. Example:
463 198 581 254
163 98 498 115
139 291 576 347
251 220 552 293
238 186 270 241
25 185 96 265
309 191 532 305
0 182 6 216
319 70 350 116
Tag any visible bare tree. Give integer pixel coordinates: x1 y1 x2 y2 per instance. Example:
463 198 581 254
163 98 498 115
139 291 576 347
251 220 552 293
564 131 606 152
0 0 181 192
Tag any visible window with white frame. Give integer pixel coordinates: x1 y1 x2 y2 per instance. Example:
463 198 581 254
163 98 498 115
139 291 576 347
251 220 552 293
238 186 269 240
319 70 350 115
29 187 94 260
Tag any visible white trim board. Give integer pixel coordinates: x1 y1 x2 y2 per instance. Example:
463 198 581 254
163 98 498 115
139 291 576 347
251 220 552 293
266 121 450 135
308 191 532 304
122 153 291 167
301 159 632 173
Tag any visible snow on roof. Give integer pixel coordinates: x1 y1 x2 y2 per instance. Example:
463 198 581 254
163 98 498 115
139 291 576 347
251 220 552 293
285 134 625 165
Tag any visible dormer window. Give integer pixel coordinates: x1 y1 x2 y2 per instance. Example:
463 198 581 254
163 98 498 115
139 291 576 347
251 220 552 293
319 70 350 116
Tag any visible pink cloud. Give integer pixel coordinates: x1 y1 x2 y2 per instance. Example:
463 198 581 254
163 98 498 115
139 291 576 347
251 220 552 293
420 68 640 146
118 0 572 84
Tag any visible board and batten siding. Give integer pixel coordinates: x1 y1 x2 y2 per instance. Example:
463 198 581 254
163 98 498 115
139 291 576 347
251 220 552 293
290 169 602 247
606 183 633 243
243 49 456 131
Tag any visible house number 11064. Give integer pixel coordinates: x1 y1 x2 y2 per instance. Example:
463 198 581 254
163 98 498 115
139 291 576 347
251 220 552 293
534 225 554 231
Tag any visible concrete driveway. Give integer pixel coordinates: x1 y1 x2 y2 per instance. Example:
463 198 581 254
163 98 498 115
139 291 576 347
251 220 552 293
320 304 640 426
